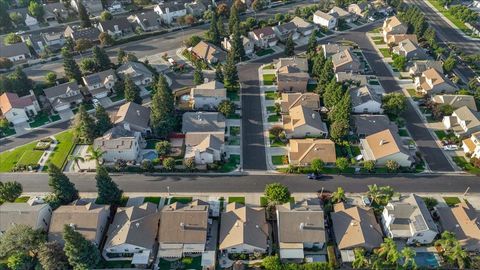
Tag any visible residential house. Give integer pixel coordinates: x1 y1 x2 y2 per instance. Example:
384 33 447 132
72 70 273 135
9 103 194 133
191 41 227 64
25 14 38 28
219 203 269 254
329 6 353 22
82 69 118 99
108 0 123 13
93 126 143 162
348 2 369 18
352 114 399 138
350 85 382 114
313 10 337 30
117 61 154 86
386 34 418 46
0 200 52 234
249 27 278 48
43 82 83 112
276 199 326 260
39 32 65 52
0 91 40 124
322 43 350 58
182 112 226 164
408 60 443 76
49 201 110 245
70 0 103 16
64 26 100 43
276 57 308 72
332 49 363 73
154 2 187 24
158 200 209 258
114 102 151 134
360 129 413 167
414 68 457 95
43 2 69 22
432 95 477 111
276 57 310 93
190 80 226 110
185 1 207 18
97 18 133 38
0 42 31 62
103 203 160 266
280 93 320 114
221 35 254 56
288 138 336 165
283 105 328 138
131 11 162 31
382 16 408 42
335 72 368 86
443 106 480 137
290 17 315 36
392 38 427 59
381 194 438 244
331 202 383 252
435 202 480 252
273 22 300 42
462 131 480 158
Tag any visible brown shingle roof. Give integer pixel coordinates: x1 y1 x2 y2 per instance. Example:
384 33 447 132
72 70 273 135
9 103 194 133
362 129 409 160
289 139 336 164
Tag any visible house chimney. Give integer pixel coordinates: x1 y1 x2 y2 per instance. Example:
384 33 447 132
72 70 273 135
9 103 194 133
379 139 386 146
180 222 185 230
299 222 305 230
312 113 315 119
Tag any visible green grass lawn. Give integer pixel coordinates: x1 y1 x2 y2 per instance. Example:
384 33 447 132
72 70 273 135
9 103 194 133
269 133 286 147
230 126 240 136
265 91 277 100
46 130 76 170
227 113 241 119
267 114 280 122
16 149 44 166
256 48 275 57
370 27 381 33
379 48 391 58
0 141 38 172
227 137 240 145
227 90 240 101
110 92 125 102
29 112 51 128
271 155 286 165
398 129 409 137
228 196 245 204
1 127 16 137
267 106 276 113
368 80 380 85
443 196 461 207
452 156 480 175
169 197 193 204
219 154 240 172
374 39 386 45
14 196 30 203
143 196 161 205
263 74 276 85
50 114 61 122
434 130 448 140
427 0 471 35
159 257 201 270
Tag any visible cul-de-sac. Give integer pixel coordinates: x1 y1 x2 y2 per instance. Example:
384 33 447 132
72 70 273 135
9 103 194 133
0 0 480 269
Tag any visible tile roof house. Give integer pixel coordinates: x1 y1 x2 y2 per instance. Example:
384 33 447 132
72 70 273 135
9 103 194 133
191 41 227 64
313 10 337 30
352 114 399 138
392 38 427 59
154 2 187 24
290 17 315 36
97 18 133 37
408 60 443 76
276 65 310 93
64 26 101 42
114 102 151 134
185 1 207 18
462 131 480 158
276 57 308 72
414 68 457 95
432 95 477 111
381 194 438 244
332 49 363 73
0 42 31 62
272 22 300 42
103 203 160 266
131 11 162 31
288 138 336 165
117 61 153 86
219 203 269 254
386 34 418 46
43 82 83 112
321 43 351 58
24 32 65 54
158 200 209 258
328 6 353 22
248 27 278 48
443 106 480 137
49 201 110 245
0 91 40 124
280 93 320 114
283 105 328 138
222 35 254 55
350 85 383 114
360 129 413 167
82 69 118 99
382 16 407 42
0 201 52 234
331 202 383 251
348 2 369 17
335 72 368 86
435 201 480 252
276 199 326 260
93 126 143 162
190 80 226 110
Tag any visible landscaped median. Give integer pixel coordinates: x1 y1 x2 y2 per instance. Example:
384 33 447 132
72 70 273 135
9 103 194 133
425 0 473 36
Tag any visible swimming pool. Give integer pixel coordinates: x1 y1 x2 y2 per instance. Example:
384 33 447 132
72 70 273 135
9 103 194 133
142 151 158 160
414 252 440 268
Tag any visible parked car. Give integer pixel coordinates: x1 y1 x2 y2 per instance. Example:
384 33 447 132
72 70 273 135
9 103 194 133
92 98 101 108
361 196 371 206
307 173 322 180
443 145 458 151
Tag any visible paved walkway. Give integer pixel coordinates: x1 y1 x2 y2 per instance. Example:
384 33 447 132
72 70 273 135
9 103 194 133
38 136 57 172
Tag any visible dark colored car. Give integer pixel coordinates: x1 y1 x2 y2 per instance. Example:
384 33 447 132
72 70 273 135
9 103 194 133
307 173 322 180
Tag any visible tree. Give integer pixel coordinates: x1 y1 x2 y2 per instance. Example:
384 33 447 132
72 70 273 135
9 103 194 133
4 33 21 45
223 51 239 90
423 197 438 210
77 0 91 28
184 35 202 47
352 248 369 269
86 146 105 165
62 48 82 82
385 160 400 172
0 57 13 69
124 76 142 104
215 64 224 82
38 242 70 270
0 181 22 202
443 55 457 73
75 38 93 53
331 187 346 203
7 252 33 270
206 11 220 45
28 1 44 20
234 0 246 13
155 141 171 157
68 154 85 171
264 183 290 206
436 231 458 252
252 0 265 11
310 159 324 173
262 255 282 270
80 58 97 74
184 158 196 171
0 224 46 258
151 75 175 138
193 64 204 85
228 5 239 34
63 225 100 270
100 11 112 21
445 242 469 269
336 157 349 172
45 72 57 85
0 0 13 31
93 46 112 71
163 157 175 171
401 247 417 269
48 164 78 204
307 30 318 57
217 100 235 117
96 165 123 205
230 25 246 62
98 32 114 47
382 93 407 116
117 49 126 64
217 14 226 37
269 126 284 143
94 105 112 135
363 160 375 172
330 118 349 142
284 34 295 56
392 54 407 71
71 104 96 143
367 184 394 206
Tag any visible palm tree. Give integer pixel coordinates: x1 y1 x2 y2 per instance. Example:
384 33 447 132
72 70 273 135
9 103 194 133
68 154 85 171
331 187 347 203
445 243 468 269
367 184 381 206
401 247 417 269
376 238 400 267
352 248 369 269
86 146 105 165
435 231 457 251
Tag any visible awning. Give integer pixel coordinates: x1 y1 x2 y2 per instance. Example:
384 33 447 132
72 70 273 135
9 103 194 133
158 248 183 258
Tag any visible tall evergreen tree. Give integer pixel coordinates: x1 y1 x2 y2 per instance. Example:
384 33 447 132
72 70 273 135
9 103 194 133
63 225 100 270
217 14 226 37
62 48 82 83
318 59 334 86
230 25 245 62
206 11 220 45
0 181 22 203
284 34 295 56
124 76 142 104
0 0 13 31
311 53 325 78
72 104 96 143
95 165 123 205
47 164 78 204
77 0 91 28
38 242 70 270
228 5 239 34
193 64 204 85
92 46 111 71
223 51 239 90
94 105 112 136
215 64 224 83
307 29 318 56
117 49 126 64
150 75 175 138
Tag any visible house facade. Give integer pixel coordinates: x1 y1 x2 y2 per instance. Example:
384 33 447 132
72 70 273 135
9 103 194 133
0 43 31 62
290 17 315 36
462 131 480 158
415 68 457 95
191 41 227 64
0 91 40 124
248 27 278 48
82 69 118 99
350 86 382 114
272 22 300 42
332 49 362 73
443 106 480 137
132 11 162 31
93 126 143 162
0 201 52 234
222 35 254 56
382 16 408 42
190 80 227 110
154 3 187 24
43 82 83 112
313 10 337 30
392 39 427 59
114 102 151 134
360 129 413 167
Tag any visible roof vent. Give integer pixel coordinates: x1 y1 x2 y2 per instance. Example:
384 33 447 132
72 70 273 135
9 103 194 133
379 139 386 146
299 222 305 230
312 113 315 119
135 222 140 228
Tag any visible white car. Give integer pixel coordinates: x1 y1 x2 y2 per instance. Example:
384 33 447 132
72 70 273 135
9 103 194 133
443 145 458 151
92 98 101 108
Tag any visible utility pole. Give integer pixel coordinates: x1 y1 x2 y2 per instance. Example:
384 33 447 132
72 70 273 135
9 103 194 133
463 187 470 196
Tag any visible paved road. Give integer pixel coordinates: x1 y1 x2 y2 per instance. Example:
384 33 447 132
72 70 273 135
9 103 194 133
1 172 477 193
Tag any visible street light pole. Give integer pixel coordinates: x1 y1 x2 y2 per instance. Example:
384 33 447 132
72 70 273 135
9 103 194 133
167 186 171 196
463 187 470 196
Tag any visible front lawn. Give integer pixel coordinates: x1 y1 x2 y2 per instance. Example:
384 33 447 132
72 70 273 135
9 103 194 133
265 91 277 100
227 137 240 145
269 133 286 147
143 197 161 205
268 115 280 122
0 141 38 172
228 197 245 204
256 48 275 57
227 90 240 101
230 126 240 136
443 196 461 207
452 156 480 175
14 196 30 203
407 88 423 99
434 130 448 140
271 155 286 165
45 130 76 170
379 48 391 58
267 106 276 113
0 127 16 137
370 27 381 33
263 64 275 70
111 92 125 102
169 197 193 204
219 154 240 172
426 0 471 35
16 149 44 167
29 112 52 128
263 74 276 85
227 113 241 119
